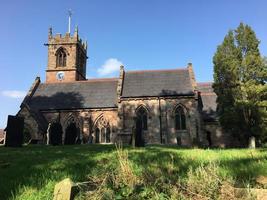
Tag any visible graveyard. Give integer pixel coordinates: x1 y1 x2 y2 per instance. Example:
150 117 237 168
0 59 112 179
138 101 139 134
0 144 267 199
1 0 266 199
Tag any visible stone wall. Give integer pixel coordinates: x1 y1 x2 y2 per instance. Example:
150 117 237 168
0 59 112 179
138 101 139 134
203 122 240 148
46 30 87 83
17 107 42 140
18 90 225 147
42 109 119 144
118 96 201 146
17 94 213 147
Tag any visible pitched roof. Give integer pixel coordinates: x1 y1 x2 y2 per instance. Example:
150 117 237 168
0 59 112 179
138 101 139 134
121 69 194 97
28 79 118 110
197 82 218 121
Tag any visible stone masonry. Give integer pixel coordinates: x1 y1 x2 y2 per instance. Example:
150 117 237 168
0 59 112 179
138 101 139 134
16 27 231 147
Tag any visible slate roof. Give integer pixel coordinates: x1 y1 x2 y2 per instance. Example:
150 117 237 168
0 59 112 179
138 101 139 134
121 69 194 97
28 79 118 110
197 83 218 121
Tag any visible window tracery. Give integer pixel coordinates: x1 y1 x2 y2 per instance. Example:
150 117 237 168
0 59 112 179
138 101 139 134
175 106 186 130
56 48 67 67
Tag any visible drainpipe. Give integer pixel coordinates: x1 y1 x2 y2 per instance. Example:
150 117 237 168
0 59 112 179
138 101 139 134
158 97 163 144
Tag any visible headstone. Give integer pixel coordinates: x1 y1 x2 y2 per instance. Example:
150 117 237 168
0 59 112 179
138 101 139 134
248 136 256 148
238 188 267 200
5 115 24 147
53 178 78 200
252 189 267 200
256 176 267 186
222 186 267 200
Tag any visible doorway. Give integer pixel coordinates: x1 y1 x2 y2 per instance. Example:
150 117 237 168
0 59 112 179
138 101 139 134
135 107 147 147
65 123 78 144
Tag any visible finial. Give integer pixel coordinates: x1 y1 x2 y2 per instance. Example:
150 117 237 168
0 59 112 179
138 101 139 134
68 9 72 33
187 62 193 67
48 27 52 38
74 25 78 39
75 25 78 34
85 40 87 49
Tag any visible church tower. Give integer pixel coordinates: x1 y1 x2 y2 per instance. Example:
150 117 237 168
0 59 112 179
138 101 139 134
45 27 87 83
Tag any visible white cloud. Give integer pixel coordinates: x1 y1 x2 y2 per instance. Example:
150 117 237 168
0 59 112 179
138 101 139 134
97 58 123 76
1 90 27 98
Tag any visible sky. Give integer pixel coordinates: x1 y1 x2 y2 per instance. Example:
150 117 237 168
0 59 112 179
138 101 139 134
0 0 267 128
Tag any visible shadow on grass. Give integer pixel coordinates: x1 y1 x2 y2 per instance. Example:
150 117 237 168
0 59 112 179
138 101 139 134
0 145 266 199
0 144 115 200
127 146 267 186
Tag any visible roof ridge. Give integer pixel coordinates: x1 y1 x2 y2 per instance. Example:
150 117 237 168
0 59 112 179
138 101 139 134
126 68 188 73
85 78 118 82
42 78 118 85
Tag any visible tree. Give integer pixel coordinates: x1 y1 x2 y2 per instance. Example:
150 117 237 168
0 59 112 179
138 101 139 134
213 23 267 147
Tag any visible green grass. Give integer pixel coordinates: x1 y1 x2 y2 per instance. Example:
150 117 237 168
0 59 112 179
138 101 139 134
0 145 267 200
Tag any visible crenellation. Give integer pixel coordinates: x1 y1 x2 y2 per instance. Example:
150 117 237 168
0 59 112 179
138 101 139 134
45 28 87 83
17 25 231 147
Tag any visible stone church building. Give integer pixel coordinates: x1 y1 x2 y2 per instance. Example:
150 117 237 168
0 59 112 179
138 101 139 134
17 28 231 147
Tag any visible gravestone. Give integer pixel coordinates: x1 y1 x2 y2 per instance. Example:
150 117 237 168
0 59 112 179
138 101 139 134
53 178 78 200
5 115 24 147
248 136 256 148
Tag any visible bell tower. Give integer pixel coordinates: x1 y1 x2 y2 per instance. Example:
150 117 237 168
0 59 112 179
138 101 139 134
45 26 87 83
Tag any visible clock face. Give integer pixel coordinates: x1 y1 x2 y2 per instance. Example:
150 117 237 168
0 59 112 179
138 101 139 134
56 71 65 81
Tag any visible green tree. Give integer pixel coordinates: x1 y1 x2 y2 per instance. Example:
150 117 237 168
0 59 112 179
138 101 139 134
213 23 267 147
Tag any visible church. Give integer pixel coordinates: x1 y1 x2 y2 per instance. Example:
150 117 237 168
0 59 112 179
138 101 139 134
17 27 232 147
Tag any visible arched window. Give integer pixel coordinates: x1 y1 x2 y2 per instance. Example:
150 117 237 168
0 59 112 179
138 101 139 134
106 127 111 143
56 48 67 67
175 106 186 130
206 131 212 147
65 123 77 145
136 106 148 130
95 128 100 143
100 128 105 143
94 116 112 144
49 122 63 145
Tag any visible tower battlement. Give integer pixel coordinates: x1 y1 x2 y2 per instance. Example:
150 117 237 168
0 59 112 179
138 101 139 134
47 27 87 52
45 27 88 83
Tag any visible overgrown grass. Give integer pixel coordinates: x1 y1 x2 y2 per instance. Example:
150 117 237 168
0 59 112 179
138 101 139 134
0 145 267 199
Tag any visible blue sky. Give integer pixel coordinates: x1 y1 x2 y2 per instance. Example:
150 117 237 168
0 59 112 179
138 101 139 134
0 0 267 128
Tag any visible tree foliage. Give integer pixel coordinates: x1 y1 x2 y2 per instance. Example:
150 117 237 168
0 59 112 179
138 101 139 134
213 23 267 145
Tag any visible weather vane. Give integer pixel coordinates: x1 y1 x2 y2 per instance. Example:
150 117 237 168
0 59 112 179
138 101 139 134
68 9 72 33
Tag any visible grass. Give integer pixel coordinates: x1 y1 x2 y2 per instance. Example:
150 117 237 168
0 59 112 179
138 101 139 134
0 145 267 199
